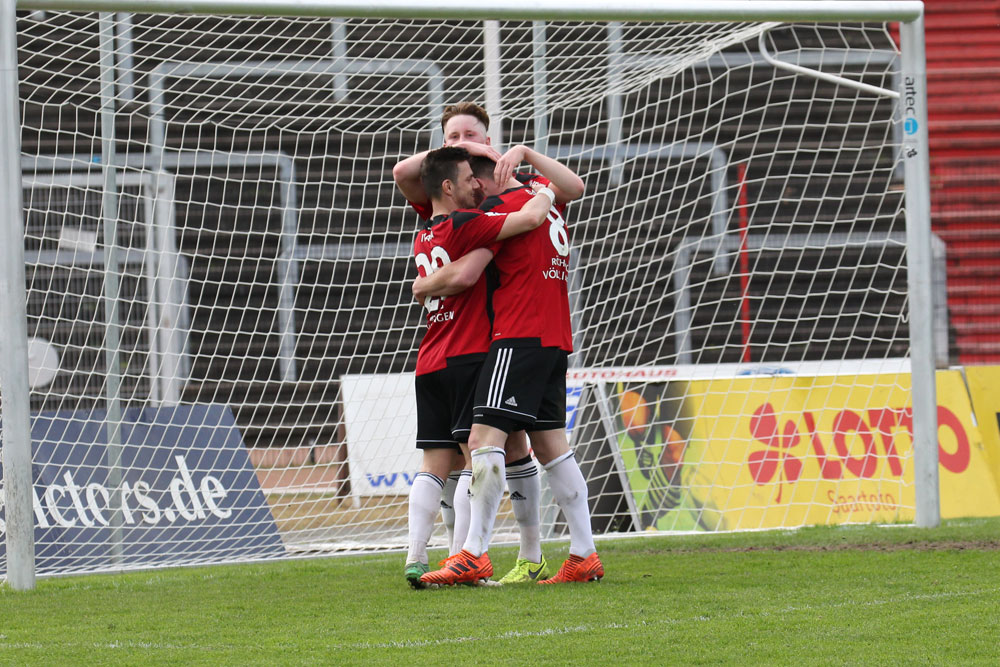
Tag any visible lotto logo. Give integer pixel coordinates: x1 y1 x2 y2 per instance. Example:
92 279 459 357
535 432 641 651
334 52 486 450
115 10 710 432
746 402 971 503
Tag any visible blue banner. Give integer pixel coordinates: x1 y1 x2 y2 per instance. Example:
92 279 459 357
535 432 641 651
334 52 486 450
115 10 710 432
566 385 584 437
1 404 284 574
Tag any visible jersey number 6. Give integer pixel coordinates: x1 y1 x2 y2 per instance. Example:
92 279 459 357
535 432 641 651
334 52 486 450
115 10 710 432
548 208 570 257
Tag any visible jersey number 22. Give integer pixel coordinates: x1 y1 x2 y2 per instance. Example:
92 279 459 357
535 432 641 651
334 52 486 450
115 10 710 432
414 246 452 312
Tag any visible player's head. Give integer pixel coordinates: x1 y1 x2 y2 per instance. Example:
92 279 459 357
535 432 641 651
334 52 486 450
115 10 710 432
421 145 484 209
468 155 504 197
441 102 490 146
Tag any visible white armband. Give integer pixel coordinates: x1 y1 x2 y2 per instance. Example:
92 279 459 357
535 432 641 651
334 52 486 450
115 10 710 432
536 186 556 205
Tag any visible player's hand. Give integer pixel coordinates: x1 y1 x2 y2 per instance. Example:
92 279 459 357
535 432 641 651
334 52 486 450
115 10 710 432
494 145 527 185
454 141 502 162
530 181 556 206
412 277 429 304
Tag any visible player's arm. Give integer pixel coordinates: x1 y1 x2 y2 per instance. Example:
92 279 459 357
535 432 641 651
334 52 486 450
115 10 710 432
411 186 554 302
391 150 432 205
393 141 505 205
494 145 585 204
413 248 493 302
494 185 555 240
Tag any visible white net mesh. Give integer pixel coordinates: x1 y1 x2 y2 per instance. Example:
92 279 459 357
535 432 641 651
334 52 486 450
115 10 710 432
2 10 927 577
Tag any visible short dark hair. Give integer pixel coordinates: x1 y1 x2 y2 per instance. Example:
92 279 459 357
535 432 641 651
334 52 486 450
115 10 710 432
440 102 490 132
468 155 497 181
420 146 471 200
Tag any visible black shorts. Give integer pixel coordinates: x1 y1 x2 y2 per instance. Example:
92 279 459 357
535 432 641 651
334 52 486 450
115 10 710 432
473 339 568 434
415 361 482 450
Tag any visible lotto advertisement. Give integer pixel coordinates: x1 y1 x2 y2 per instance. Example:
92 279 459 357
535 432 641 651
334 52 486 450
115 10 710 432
612 370 1000 532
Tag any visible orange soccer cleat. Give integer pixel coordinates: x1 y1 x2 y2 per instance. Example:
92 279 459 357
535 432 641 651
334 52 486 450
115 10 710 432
420 550 493 586
538 553 604 584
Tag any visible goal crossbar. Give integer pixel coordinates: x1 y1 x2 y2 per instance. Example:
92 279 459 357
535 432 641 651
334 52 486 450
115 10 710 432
16 1 925 23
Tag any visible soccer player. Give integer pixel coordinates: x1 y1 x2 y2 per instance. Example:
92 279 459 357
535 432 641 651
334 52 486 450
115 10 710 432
404 145 557 588
416 153 603 586
393 101 502 214
394 101 585 226
397 101 585 584
397 104 509 587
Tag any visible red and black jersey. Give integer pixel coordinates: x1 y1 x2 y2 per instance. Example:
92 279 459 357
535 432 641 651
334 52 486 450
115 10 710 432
413 209 506 375
481 173 573 352
409 199 433 221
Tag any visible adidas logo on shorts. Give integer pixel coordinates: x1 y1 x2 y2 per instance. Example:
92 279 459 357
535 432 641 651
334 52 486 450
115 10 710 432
504 396 518 407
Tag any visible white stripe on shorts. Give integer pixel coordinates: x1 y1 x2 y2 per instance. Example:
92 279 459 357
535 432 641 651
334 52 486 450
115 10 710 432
488 348 512 408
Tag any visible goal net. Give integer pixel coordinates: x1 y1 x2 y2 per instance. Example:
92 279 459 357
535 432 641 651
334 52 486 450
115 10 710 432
1 5 943 579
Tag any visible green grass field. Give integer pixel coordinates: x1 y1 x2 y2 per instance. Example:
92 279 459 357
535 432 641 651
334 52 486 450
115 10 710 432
2 518 999 665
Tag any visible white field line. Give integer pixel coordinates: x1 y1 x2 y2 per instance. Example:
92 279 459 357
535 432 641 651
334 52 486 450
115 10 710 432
339 585 1000 650
7 586 988 653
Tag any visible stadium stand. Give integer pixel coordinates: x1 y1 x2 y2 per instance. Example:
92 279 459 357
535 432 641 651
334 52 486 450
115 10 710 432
923 0 1000 364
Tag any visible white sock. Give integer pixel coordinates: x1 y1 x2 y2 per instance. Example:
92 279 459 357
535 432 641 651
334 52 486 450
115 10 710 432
506 455 542 562
451 470 472 555
440 471 460 549
406 472 444 565
543 451 596 558
461 447 506 557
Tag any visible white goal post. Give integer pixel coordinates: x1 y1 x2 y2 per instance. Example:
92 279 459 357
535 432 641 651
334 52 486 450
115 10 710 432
0 0 938 590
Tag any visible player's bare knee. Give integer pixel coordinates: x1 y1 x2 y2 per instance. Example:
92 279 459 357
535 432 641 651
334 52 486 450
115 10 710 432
421 448 457 478
504 430 530 462
528 428 569 465
468 423 507 451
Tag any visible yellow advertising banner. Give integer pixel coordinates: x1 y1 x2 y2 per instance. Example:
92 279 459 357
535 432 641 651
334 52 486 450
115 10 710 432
963 365 1000 493
613 370 1000 532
